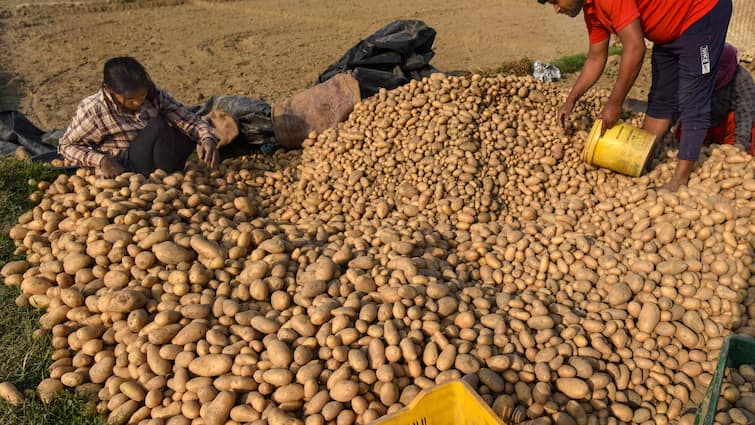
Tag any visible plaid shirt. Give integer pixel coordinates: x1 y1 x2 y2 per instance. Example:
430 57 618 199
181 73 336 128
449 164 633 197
58 87 217 167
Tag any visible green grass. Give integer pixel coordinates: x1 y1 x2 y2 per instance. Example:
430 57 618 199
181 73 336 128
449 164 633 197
488 46 624 78
0 285 53 388
551 45 624 74
0 392 100 425
0 158 103 424
0 158 58 263
493 57 535 77
0 285 102 425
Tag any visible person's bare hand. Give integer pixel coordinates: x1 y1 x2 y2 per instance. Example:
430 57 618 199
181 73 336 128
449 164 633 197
96 155 125 178
598 100 622 135
558 99 576 129
199 138 219 169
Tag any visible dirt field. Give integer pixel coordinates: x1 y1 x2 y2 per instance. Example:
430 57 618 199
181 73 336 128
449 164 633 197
0 0 590 130
1 0 753 132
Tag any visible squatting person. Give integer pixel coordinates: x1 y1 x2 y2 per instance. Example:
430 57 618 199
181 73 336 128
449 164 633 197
58 56 219 177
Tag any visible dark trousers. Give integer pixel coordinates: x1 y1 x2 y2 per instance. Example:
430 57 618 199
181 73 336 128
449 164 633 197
646 0 732 161
123 117 195 175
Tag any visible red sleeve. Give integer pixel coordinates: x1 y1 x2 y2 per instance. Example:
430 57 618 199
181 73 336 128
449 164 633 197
604 0 640 34
583 4 610 44
585 0 640 44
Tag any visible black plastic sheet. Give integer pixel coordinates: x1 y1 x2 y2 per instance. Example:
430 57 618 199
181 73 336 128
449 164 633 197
318 20 441 98
190 95 275 147
0 111 58 156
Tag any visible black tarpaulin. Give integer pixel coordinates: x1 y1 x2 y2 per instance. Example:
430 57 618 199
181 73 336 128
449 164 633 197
317 20 441 98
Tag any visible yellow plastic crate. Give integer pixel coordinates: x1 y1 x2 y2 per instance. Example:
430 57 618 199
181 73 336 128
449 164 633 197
371 380 506 425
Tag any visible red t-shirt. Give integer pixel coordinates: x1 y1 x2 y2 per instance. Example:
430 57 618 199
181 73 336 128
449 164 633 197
583 0 718 45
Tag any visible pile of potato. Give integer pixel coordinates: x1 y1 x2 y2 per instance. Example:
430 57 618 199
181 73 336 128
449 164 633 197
1 73 754 425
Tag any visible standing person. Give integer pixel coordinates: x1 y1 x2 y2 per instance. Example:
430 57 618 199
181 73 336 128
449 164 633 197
541 0 732 191
58 56 219 177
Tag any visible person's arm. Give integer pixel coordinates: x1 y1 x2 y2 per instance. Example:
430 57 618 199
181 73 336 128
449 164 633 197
157 89 218 145
599 18 646 128
569 40 610 104
57 101 107 168
559 39 609 127
157 89 220 167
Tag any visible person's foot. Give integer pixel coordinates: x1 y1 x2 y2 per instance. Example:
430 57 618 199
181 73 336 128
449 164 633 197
659 159 693 192
662 178 686 192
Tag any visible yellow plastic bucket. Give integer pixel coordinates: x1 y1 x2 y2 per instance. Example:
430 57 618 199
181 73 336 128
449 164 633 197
581 119 656 177
370 380 505 425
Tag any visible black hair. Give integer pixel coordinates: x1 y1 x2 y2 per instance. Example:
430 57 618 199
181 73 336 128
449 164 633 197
102 57 156 96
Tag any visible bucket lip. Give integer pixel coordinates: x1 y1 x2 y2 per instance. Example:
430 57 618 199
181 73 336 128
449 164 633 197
582 118 603 163
634 133 657 177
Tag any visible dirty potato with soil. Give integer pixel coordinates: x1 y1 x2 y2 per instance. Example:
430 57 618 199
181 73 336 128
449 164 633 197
2 74 754 425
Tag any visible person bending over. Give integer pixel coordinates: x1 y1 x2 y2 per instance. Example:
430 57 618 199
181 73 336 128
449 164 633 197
542 0 732 191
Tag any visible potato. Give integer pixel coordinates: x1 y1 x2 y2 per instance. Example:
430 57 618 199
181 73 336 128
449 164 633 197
103 270 129 289
233 196 255 215
190 235 225 259
610 403 633 422
119 381 145 402
146 345 171 376
1 260 30 277
89 356 115 384
98 290 147 313
251 316 281 334
151 401 182 419
147 324 182 345
107 399 138 425
637 303 660 333
188 354 233 377
263 369 294 387
62 252 93 275
268 407 304 425
230 405 259 422
39 305 71 329
273 384 305 404
172 321 209 345
478 368 505 393
455 354 481 374
657 260 687 275
152 241 195 265
267 339 293 368
737 396 755 414
180 304 211 320
201 391 234 425
330 380 359 402
190 235 227 269
555 378 590 400
0 382 23 406
37 378 64 404
527 315 555 330
238 261 269 284
605 283 633 306
61 371 86 387
21 276 52 296
213 375 257 392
